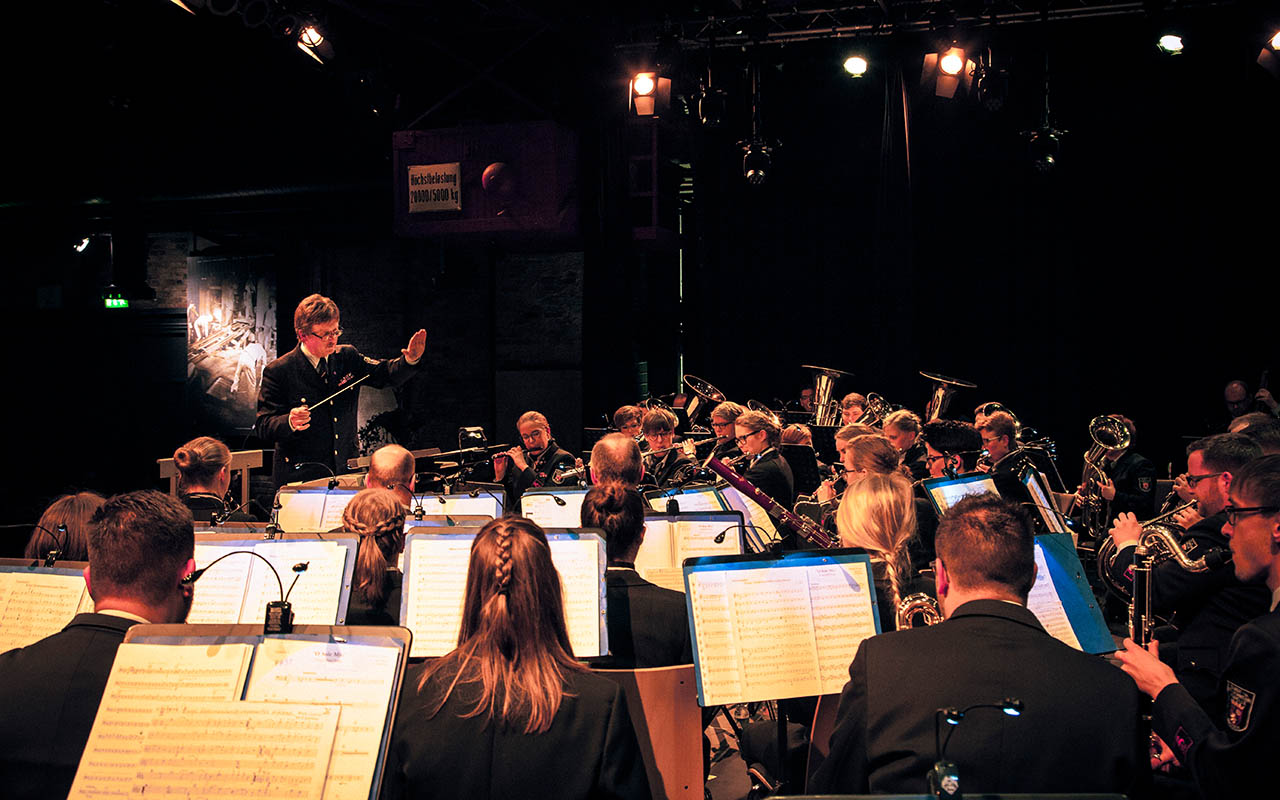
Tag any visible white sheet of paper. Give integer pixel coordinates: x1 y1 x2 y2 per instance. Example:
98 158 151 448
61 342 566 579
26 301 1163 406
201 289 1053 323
245 638 401 800
403 537 474 658
319 492 358 533
239 541 346 625
518 493 584 528
1027 542 1082 650
0 571 88 654
547 538 604 658
185 543 253 624
276 491 329 532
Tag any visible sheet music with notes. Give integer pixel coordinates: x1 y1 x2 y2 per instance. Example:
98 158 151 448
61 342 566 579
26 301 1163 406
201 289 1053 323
716 486 780 549
68 642 255 798
276 489 332 531
435 494 503 518
246 638 401 800
647 487 727 513
519 491 587 528
1027 541 1083 650
634 520 742 593
0 570 90 654
186 540 350 625
318 492 359 532
685 553 879 706
402 532 606 659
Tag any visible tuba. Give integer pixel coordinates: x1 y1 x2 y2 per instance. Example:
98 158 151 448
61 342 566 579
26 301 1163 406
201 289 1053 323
1096 501 1220 600
1074 415 1131 541
854 393 892 427
896 592 942 629
802 364 854 427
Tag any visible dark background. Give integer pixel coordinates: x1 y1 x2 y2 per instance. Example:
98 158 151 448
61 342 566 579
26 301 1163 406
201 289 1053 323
1 0 1275 538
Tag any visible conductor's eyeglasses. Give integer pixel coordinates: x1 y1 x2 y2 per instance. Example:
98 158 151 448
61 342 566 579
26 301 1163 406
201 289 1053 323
309 327 343 341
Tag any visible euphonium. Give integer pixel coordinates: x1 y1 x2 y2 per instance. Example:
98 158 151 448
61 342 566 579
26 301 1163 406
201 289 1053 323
1096 501 1222 600
854 393 891 427
896 592 942 629
1075 415 1131 541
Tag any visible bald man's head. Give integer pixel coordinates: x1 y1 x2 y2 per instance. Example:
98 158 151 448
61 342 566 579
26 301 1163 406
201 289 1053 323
367 444 415 506
590 433 644 487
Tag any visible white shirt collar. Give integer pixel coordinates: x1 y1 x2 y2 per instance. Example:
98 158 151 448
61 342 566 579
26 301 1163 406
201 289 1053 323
300 340 322 370
94 608 153 624
1271 586 1280 612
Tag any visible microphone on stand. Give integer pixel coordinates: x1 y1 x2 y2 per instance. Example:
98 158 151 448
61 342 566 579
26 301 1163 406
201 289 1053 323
929 698 1023 799
1 523 69 566
293 462 339 490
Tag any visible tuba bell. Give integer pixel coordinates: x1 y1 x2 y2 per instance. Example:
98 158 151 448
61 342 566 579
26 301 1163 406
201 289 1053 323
854 393 892 427
1074 415 1132 542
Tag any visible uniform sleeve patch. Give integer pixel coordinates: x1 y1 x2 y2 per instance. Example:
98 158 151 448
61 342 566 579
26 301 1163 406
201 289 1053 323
1138 476 1152 493
1226 681 1256 732
1173 726 1193 757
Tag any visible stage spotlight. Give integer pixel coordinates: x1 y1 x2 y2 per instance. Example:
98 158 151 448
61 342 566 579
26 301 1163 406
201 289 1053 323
297 24 335 63
698 86 728 127
1157 34 1184 55
1027 128 1061 173
844 56 869 78
940 47 966 76
922 46 974 99
741 140 773 185
629 71 671 116
1271 30 1280 49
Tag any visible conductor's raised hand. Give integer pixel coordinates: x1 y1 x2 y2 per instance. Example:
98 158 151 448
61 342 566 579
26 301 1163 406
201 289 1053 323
403 329 427 362
289 405 311 432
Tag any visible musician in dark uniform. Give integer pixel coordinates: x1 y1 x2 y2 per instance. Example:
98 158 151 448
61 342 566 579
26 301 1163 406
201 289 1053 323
255 294 426 488
494 410 576 510
172 436 255 522
641 407 693 489
1100 415 1158 518
1116 453 1280 799
883 409 927 481
1107 433 1269 709
813 494 1149 797
735 409 797 547
706 400 744 462
921 419 984 479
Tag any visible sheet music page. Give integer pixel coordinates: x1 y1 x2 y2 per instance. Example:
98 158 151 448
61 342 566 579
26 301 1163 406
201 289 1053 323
1027 542 1082 650
675 521 743 562
68 642 255 798
238 541 346 625
728 567 822 702
634 521 675 572
185 543 253 624
687 571 741 705
653 489 725 513
519 493 583 528
807 562 879 694
245 639 401 800
404 537 473 658
437 495 502 518
319 492 358 533
547 538 604 658
636 568 686 593
105 701 338 799
718 487 780 549
276 491 328 532
0 572 89 654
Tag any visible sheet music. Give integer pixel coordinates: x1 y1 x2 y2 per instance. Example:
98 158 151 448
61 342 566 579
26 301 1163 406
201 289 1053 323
635 520 741 593
634 521 675 574
675 521 742 562
276 491 329 531
319 492 358 532
649 488 725 513
718 487 780 549
69 642 255 798
687 559 881 705
99 701 338 799
0 571 88 654
436 494 502 518
519 493 584 528
1027 542 1082 650
404 535 604 659
547 538 605 658
185 543 253 624
403 537 473 658
245 639 401 800
239 541 346 625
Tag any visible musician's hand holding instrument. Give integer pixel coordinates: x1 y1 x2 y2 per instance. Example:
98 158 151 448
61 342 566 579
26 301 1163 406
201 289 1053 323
1115 637 1178 700
1172 505 1203 529
1108 512 1143 548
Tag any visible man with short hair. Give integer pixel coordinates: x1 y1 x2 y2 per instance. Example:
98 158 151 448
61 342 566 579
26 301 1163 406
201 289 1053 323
590 433 645 488
0 491 196 799
976 410 1018 469
494 410 576 508
813 494 1148 796
840 393 867 424
642 408 693 489
1117 454 1280 798
1107 432 1270 707
612 405 644 440
1242 419 1280 455
366 444 416 507
921 419 984 478
256 293 426 488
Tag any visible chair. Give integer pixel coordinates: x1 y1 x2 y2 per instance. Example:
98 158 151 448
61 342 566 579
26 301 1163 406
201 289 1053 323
804 693 841 791
594 664 702 800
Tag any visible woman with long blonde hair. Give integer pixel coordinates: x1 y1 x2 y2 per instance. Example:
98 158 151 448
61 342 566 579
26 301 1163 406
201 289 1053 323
383 516 649 800
837 472 921 630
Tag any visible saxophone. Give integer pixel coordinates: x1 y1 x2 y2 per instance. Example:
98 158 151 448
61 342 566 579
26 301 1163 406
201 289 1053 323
1096 501 1229 601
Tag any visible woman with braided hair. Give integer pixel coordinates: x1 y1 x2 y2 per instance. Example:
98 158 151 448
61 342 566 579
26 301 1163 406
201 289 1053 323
382 516 650 800
341 488 405 625
836 472 934 630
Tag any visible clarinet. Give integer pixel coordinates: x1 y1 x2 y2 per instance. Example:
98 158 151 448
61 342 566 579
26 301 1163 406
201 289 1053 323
705 457 840 548
1131 543 1160 757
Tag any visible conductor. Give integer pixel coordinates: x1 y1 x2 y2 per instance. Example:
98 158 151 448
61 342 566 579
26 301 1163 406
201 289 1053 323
256 294 426 487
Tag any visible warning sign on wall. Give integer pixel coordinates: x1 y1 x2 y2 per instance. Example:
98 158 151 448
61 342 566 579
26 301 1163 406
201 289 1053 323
407 163 461 212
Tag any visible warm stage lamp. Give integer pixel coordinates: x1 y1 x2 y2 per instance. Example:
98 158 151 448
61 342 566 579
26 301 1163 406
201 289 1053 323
297 25 335 63
1271 31 1280 50
629 71 671 116
844 56 869 77
633 72 656 96
1157 34 1184 55
940 48 966 76
741 141 773 185
300 26 325 48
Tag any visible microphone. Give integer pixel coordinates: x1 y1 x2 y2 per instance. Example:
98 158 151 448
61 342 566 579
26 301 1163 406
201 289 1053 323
2 523 69 566
930 698 1023 798
211 498 268 527
183 549 294 634
550 494 567 507
435 494 457 526
294 462 339 490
